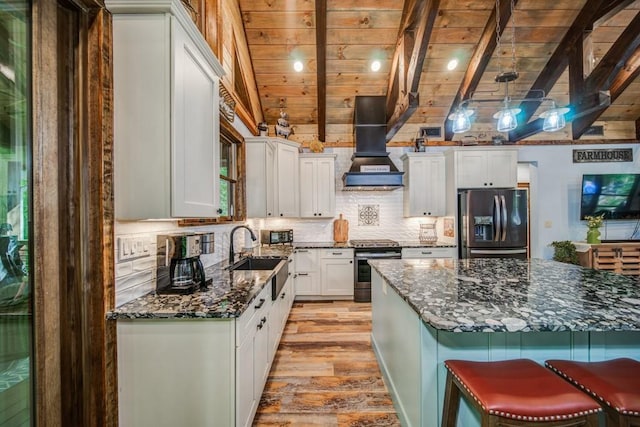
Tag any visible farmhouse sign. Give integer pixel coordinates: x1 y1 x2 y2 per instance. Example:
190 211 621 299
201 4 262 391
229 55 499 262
573 148 633 163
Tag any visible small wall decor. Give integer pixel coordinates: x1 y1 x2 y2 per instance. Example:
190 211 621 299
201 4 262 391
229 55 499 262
309 140 324 153
219 84 236 123
275 110 293 139
358 204 379 226
443 217 455 238
258 122 268 136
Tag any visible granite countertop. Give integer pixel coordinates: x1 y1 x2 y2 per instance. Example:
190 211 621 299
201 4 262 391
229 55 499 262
293 241 350 249
369 258 640 333
108 246 293 320
396 241 456 248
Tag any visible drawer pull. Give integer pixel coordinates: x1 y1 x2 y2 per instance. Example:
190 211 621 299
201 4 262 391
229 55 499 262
297 273 309 276
421 251 433 255
332 252 343 255
254 298 265 309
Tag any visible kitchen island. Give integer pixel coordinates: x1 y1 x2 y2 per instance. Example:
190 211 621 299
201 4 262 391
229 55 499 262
369 258 640 427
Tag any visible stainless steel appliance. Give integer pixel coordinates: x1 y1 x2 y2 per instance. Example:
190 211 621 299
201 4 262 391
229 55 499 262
352 239 402 302
260 229 294 245
157 233 206 294
458 189 528 258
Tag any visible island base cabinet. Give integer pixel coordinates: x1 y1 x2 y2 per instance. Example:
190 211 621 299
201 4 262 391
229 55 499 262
371 272 421 427
371 269 640 427
117 320 235 427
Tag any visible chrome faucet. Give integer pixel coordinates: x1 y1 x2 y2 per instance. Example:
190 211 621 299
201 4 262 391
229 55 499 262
229 225 257 264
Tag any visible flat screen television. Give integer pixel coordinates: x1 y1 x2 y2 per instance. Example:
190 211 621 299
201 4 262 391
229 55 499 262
580 174 640 220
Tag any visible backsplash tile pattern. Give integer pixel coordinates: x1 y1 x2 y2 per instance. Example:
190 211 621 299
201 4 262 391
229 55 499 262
358 204 380 226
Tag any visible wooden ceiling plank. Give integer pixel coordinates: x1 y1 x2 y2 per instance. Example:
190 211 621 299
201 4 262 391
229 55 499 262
316 0 327 142
386 0 440 141
593 0 637 26
444 0 519 141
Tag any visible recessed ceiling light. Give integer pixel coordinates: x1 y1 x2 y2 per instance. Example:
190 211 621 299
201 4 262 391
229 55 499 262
370 60 381 72
293 61 303 72
447 59 458 71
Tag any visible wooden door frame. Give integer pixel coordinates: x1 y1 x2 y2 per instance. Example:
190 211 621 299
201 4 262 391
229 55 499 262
32 0 115 425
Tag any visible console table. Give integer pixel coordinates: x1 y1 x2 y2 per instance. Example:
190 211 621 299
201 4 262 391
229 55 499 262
574 241 640 276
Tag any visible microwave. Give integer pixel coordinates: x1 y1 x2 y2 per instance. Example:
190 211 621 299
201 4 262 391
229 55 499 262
260 229 293 245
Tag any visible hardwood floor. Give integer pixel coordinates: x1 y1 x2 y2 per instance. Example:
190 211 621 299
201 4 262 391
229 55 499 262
254 301 400 426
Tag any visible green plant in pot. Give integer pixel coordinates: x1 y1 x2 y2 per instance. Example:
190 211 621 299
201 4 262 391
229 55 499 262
584 214 604 244
549 241 580 265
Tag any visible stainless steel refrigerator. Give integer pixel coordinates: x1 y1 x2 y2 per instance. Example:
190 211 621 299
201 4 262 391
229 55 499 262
458 189 528 258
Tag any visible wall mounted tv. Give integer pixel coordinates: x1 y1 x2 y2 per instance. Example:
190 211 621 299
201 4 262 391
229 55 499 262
580 174 640 220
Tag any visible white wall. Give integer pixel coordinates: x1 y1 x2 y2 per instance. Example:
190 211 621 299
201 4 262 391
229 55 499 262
517 143 640 258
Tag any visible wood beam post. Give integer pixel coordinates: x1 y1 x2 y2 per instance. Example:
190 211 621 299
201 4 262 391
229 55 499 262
315 0 326 142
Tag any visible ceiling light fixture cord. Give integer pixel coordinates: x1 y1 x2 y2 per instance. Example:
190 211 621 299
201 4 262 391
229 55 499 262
510 0 516 73
495 0 502 75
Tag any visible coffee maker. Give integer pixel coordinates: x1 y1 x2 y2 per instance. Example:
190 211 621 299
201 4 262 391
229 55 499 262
156 233 206 294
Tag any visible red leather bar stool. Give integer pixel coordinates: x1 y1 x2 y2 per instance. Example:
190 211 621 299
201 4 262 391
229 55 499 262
442 359 601 427
546 358 640 427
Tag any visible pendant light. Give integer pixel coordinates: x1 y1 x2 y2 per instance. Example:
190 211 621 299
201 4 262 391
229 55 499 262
447 0 569 136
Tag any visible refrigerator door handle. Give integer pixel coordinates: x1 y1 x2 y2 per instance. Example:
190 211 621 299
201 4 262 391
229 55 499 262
500 195 508 241
493 195 501 242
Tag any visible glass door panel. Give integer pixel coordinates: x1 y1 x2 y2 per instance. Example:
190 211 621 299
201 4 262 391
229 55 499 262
0 1 32 426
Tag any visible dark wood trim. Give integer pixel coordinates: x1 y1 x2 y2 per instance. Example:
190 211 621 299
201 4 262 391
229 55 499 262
444 0 518 141
33 1 114 425
315 0 326 142
32 0 63 424
386 0 439 142
636 118 640 141
594 0 636 26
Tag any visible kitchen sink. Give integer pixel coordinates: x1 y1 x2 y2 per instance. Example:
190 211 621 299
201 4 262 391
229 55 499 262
229 257 284 271
228 257 289 300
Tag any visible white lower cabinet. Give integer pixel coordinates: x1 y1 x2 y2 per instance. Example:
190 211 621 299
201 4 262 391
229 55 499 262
117 275 293 427
293 249 320 295
320 249 354 296
294 248 354 298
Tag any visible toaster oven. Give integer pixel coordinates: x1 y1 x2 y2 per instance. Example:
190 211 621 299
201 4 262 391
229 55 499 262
260 229 293 245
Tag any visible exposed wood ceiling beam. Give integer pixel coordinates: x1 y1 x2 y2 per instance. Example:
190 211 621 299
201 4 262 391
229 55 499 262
572 16 640 139
507 0 635 142
443 0 519 141
593 0 636 27
385 0 439 142
509 0 609 134
315 0 327 142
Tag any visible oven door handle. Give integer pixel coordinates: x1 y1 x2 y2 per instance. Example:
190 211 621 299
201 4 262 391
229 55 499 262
355 253 402 260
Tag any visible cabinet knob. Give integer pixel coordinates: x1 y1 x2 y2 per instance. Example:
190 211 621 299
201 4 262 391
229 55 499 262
280 213 283 217
350 260 353 264
268 212 272 216
281 293 286 299
489 182 493 186
484 183 488 186
318 213 322 216
313 213 317 216
423 212 427 215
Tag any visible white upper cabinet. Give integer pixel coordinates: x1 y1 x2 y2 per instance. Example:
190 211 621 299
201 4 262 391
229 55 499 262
447 148 518 189
401 153 446 217
299 154 336 218
109 0 224 219
246 137 300 218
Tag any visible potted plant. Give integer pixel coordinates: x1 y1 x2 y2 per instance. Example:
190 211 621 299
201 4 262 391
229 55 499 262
584 214 604 244
549 241 580 265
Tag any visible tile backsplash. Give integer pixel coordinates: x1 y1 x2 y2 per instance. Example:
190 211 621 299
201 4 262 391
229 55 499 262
114 147 454 307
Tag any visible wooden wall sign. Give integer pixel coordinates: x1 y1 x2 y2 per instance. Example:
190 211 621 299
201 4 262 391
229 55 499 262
573 148 633 163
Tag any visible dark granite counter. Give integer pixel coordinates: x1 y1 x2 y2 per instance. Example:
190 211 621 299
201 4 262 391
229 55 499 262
369 258 640 333
108 245 293 320
397 241 456 248
293 241 349 249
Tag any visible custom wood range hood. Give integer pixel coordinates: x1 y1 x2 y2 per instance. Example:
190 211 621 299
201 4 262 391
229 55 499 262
342 96 404 191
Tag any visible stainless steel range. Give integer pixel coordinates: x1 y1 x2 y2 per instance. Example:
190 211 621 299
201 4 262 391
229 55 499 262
351 239 401 302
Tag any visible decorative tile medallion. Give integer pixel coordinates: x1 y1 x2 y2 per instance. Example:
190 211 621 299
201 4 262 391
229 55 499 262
358 204 379 226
